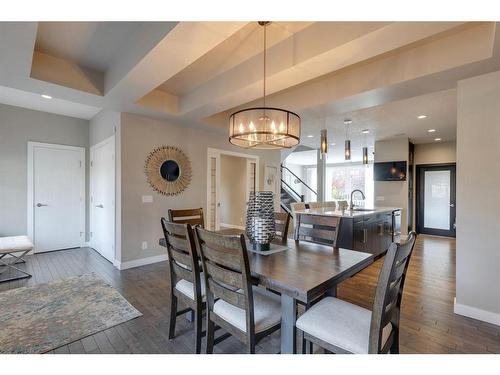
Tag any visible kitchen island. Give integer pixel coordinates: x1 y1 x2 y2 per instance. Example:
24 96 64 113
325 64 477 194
294 207 401 256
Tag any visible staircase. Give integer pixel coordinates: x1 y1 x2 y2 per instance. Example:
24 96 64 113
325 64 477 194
280 164 317 213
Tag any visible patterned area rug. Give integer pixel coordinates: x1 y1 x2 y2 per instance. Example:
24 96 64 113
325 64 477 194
0 273 142 354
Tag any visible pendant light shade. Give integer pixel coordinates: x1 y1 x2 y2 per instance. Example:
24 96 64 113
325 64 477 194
228 22 301 149
345 140 351 160
362 146 369 164
320 129 327 158
344 119 352 161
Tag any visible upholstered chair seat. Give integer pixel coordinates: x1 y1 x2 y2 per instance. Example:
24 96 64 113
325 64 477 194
296 297 392 354
213 286 281 333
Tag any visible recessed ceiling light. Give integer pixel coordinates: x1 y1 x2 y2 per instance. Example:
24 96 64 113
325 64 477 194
434 138 442 141
427 129 436 133
307 135 314 138
41 94 52 99
330 143 336 146
418 115 427 119
361 129 370 134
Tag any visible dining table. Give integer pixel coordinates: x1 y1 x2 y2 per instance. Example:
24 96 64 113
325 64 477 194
159 228 375 354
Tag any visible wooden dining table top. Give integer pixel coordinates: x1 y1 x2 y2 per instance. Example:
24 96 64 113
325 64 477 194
159 228 374 304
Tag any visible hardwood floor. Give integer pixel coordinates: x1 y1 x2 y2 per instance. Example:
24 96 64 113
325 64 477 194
1 235 499 354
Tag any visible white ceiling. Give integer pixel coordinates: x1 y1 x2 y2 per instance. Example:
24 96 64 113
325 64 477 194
0 21 498 143
35 22 143 73
0 84 101 119
299 88 457 146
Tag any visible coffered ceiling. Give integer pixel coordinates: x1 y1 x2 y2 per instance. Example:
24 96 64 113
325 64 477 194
0 21 499 148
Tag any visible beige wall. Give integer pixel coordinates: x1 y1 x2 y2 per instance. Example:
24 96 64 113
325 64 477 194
0 103 89 237
414 141 456 165
119 113 281 263
412 141 457 227
220 155 247 227
374 138 409 234
455 70 500 325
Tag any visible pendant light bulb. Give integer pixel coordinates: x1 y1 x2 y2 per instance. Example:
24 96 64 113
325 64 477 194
363 147 368 165
320 129 328 159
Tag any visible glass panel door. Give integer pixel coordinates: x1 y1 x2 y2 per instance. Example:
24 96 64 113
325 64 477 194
423 170 451 230
417 164 456 237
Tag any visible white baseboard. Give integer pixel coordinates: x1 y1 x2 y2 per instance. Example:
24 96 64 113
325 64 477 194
117 254 168 270
220 223 245 230
454 297 500 326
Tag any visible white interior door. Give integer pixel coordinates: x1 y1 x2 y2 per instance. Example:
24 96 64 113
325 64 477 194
28 142 85 253
90 136 115 262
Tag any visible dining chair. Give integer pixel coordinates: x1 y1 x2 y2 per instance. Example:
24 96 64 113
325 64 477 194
297 231 417 354
294 213 342 247
194 227 282 354
168 208 205 227
160 218 206 353
323 201 337 210
274 212 291 243
307 202 323 209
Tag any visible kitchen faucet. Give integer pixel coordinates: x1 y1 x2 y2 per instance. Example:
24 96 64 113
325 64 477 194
350 189 366 210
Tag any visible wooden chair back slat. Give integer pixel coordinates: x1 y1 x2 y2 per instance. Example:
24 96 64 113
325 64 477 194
204 261 244 290
274 212 291 242
368 231 417 353
172 261 193 282
298 227 336 241
208 279 246 309
166 234 189 252
169 249 193 272
168 208 205 227
294 213 342 248
201 243 241 270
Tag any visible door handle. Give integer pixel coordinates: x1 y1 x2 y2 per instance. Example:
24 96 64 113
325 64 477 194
36 203 48 207
95 204 104 208
449 203 455 208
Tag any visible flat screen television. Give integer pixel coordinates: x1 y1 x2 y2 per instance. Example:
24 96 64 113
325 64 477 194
374 161 407 181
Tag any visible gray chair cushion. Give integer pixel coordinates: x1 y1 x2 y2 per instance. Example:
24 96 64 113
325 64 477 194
175 276 206 301
213 286 281 333
296 297 392 353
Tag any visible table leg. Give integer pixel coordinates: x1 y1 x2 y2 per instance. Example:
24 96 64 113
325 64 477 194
326 285 337 297
280 294 297 354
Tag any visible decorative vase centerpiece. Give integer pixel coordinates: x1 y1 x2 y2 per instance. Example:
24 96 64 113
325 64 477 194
246 191 276 251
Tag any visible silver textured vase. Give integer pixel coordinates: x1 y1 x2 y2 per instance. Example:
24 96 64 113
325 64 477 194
246 191 276 251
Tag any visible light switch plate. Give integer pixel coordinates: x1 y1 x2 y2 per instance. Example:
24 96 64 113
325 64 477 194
142 195 153 203
142 241 148 250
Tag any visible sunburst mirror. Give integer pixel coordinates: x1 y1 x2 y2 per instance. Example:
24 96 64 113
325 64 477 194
145 146 192 196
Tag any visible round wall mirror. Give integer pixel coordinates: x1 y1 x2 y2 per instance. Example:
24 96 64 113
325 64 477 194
160 160 180 181
145 146 192 196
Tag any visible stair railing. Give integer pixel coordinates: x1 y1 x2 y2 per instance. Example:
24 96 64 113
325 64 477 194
280 164 318 202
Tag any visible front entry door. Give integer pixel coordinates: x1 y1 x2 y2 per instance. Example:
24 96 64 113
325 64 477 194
29 142 85 252
417 164 456 237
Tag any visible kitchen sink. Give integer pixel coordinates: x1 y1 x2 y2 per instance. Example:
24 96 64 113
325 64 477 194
351 208 375 212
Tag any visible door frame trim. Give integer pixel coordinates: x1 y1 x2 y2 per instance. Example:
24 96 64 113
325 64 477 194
89 135 116 263
206 148 259 231
415 162 456 237
27 141 86 252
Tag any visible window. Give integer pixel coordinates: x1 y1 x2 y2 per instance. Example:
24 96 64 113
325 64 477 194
325 162 374 207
